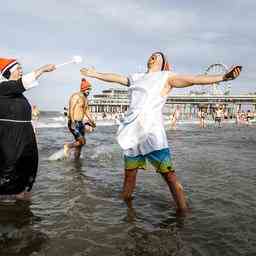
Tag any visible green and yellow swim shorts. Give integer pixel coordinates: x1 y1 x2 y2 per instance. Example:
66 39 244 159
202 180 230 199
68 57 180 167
124 148 174 174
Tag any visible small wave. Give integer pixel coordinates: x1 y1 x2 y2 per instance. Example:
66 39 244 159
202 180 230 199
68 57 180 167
89 144 120 160
35 122 65 128
34 115 121 129
51 116 66 122
35 120 118 129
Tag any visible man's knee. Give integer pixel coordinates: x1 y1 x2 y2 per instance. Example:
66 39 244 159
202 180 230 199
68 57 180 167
161 170 177 182
124 168 138 178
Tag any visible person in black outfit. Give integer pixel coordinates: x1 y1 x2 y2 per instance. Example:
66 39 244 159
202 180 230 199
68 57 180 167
0 58 55 201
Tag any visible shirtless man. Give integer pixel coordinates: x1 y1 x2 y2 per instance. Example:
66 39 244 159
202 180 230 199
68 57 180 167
215 105 224 128
246 110 254 126
80 52 241 215
32 105 40 133
64 78 96 160
32 105 40 121
170 107 179 130
198 107 207 128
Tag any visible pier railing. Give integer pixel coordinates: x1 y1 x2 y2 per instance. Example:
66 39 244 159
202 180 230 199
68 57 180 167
88 94 256 113
166 95 256 104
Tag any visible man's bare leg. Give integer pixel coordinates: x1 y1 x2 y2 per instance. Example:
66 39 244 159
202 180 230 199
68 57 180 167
161 171 189 215
64 137 85 159
72 146 82 160
121 169 138 207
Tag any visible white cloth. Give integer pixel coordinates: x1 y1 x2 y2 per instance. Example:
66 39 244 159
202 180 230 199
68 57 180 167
22 71 39 90
117 71 175 156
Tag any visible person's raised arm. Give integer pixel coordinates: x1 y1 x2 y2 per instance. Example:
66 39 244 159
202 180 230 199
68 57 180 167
22 64 56 90
0 64 56 96
32 64 56 80
169 65 242 88
80 67 129 86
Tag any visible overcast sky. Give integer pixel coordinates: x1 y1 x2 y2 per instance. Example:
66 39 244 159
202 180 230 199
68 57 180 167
1 0 255 110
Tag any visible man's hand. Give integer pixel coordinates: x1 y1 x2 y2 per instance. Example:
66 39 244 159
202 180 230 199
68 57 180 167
80 67 97 77
84 120 96 133
83 118 96 128
88 120 96 128
90 120 96 128
223 65 242 81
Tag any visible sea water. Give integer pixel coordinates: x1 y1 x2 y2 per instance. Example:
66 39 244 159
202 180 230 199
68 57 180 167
0 111 255 256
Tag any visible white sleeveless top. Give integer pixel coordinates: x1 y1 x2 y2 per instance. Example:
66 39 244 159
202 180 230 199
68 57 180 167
117 71 175 156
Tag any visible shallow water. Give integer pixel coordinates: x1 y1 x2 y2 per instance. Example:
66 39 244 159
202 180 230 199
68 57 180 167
0 120 255 256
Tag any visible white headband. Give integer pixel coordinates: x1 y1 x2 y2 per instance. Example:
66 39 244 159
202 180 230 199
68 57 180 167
9 64 19 73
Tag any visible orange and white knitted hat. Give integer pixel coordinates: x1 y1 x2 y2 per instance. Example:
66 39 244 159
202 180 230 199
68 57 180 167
80 78 92 92
0 58 18 79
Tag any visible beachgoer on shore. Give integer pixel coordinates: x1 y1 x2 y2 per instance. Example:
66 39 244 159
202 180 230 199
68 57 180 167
170 107 180 130
198 107 207 128
215 105 224 128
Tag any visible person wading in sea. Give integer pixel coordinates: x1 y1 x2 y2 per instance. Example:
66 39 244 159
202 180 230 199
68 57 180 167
64 78 96 160
80 52 241 215
0 57 55 201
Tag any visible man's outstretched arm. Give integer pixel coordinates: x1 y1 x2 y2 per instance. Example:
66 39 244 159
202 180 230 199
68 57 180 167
169 65 242 88
80 67 129 86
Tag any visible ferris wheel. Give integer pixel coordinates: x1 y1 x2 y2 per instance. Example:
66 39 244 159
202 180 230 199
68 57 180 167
201 63 231 95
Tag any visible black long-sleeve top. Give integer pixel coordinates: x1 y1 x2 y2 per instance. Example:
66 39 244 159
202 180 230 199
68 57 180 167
0 79 32 121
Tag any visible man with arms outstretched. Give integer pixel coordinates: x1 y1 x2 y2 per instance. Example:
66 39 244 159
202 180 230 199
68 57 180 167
80 52 241 215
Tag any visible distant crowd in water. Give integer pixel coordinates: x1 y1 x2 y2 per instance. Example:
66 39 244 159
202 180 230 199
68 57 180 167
169 104 256 129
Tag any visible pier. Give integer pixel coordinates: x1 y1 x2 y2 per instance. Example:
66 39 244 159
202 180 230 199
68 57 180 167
89 89 256 117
